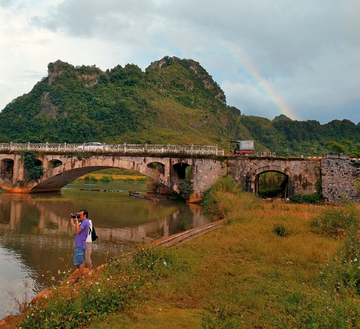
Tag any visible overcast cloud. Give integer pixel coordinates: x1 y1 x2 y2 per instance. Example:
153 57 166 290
0 0 359 124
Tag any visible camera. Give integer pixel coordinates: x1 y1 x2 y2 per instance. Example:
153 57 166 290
71 213 80 219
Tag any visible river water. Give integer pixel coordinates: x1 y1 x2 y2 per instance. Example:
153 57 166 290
0 180 210 318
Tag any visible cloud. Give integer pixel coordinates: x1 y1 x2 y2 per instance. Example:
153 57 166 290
0 0 359 124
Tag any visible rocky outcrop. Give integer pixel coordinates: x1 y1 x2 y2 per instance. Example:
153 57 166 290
47 60 101 87
147 56 226 104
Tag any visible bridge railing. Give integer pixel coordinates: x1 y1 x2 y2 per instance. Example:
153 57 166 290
0 142 224 156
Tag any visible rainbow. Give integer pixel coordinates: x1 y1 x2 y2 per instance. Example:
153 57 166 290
223 42 298 120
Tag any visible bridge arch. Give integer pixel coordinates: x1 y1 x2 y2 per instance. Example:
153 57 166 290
47 159 63 169
147 162 165 174
253 166 292 198
172 162 191 180
1 158 14 182
27 156 170 193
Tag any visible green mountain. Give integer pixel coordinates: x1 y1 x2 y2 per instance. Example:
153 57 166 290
0 57 250 147
0 56 359 156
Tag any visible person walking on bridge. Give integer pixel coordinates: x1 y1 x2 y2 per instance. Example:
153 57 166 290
70 209 89 283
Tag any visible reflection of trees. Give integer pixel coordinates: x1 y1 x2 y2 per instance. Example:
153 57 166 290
0 193 209 244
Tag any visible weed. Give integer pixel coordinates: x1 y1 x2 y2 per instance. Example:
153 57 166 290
8 281 32 314
20 245 178 329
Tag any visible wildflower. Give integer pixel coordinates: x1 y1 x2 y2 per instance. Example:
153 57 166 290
164 261 167 266
98 289 101 292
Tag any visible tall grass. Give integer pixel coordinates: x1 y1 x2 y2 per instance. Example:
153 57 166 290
19 177 360 328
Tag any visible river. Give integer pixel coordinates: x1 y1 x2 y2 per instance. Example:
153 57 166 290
0 179 210 318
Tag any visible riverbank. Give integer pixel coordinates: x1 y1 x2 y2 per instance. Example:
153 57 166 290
4 179 360 328
0 220 224 328
77 173 147 182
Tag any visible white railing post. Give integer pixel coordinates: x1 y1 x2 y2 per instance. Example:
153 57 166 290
9 142 13 151
45 142 48 152
64 142 67 151
27 142 30 150
124 143 127 153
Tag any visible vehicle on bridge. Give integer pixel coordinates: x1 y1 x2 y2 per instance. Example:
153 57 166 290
76 142 104 152
229 140 255 155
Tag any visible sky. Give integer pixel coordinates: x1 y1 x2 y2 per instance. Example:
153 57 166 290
0 0 359 124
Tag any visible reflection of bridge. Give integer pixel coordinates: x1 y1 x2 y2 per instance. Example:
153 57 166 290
0 194 208 244
0 143 359 203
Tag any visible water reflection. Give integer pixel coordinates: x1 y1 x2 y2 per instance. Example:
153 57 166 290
0 185 210 318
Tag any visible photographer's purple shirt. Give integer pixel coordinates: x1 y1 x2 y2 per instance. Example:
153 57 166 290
75 218 89 249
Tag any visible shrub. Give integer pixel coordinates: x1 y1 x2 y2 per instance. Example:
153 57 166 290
353 178 360 195
203 176 259 221
20 150 44 181
203 176 238 208
272 223 291 237
90 176 98 183
179 179 193 200
289 193 322 204
100 175 112 183
310 205 358 236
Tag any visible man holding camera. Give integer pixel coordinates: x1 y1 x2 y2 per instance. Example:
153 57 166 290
70 209 90 283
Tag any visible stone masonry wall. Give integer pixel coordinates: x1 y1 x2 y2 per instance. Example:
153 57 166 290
189 159 228 202
321 154 360 204
228 157 320 196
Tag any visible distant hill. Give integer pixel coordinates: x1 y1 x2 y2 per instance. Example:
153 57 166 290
0 56 358 156
241 116 360 156
272 114 292 122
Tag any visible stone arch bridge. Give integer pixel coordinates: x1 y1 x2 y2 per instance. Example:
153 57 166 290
0 143 359 203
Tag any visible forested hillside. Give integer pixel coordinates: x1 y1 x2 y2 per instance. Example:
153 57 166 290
0 57 250 147
0 56 358 156
241 116 360 156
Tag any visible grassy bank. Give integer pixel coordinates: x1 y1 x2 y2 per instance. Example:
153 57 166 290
75 168 148 183
18 178 360 328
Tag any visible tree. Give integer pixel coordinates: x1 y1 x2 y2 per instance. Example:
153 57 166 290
324 141 347 153
324 140 360 157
